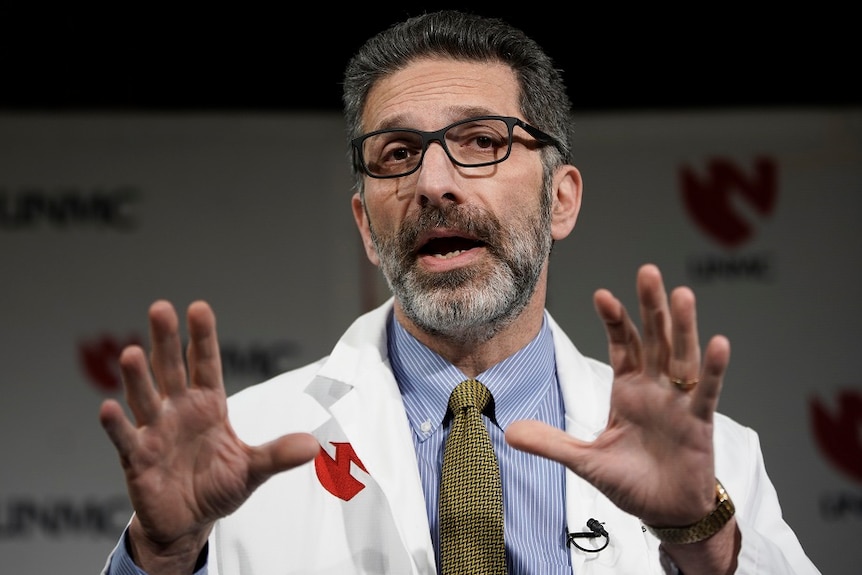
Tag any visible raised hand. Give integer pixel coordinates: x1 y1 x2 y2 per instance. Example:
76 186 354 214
506 263 731 528
98 300 320 573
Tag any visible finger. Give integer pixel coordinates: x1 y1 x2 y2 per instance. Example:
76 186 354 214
185 301 223 391
668 286 702 385
636 264 672 377
594 288 643 376
691 334 730 420
148 300 188 396
119 344 161 424
99 398 140 458
249 433 321 479
505 420 587 474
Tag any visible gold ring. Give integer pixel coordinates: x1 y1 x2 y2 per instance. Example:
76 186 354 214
670 377 699 391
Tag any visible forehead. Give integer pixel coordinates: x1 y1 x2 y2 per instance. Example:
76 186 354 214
362 57 522 131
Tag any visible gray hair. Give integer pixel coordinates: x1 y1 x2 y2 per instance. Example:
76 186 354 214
342 10 574 192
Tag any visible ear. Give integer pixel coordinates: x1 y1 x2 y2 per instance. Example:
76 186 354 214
550 164 582 241
352 192 381 266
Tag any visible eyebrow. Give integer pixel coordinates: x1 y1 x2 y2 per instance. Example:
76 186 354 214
371 106 502 132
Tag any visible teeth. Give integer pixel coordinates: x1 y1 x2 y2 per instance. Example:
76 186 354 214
432 250 464 259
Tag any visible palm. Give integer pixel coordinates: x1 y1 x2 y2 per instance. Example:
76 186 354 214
574 369 715 523
99 300 319 548
119 383 252 541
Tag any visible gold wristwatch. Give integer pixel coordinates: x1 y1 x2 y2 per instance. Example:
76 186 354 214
644 480 735 544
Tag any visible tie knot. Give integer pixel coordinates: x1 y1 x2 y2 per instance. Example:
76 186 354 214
448 379 491 414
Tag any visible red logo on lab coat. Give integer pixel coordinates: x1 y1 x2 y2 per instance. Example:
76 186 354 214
315 442 368 501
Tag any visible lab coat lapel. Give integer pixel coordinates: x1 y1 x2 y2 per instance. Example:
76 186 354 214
306 301 436 573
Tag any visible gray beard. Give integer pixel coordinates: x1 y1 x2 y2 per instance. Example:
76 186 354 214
370 196 553 345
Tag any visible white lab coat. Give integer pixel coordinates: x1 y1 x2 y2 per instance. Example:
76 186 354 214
105 299 821 574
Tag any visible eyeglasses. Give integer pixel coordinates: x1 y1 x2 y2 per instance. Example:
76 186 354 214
352 115 562 179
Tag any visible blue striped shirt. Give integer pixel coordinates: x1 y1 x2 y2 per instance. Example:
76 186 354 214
390 312 572 574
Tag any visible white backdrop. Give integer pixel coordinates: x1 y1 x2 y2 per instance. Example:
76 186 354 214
1 109 859 573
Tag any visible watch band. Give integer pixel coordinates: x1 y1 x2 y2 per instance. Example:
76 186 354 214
644 480 736 544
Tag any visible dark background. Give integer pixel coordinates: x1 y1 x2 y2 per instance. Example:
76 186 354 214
1 5 857 113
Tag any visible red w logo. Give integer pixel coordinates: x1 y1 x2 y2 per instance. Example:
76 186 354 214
679 157 778 248
315 442 369 501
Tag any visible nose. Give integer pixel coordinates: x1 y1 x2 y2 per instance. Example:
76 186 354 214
414 140 460 206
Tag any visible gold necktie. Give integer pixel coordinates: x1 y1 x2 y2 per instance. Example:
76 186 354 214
439 379 506 575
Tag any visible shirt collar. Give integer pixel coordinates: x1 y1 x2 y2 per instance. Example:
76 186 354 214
389 313 557 440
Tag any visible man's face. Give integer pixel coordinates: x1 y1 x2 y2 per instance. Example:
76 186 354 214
354 58 554 342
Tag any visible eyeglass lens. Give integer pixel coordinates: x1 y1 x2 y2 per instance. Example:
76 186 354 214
360 117 513 178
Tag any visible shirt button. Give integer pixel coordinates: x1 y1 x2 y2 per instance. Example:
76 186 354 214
420 420 432 434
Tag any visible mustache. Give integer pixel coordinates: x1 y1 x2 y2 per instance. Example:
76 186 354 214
400 203 501 252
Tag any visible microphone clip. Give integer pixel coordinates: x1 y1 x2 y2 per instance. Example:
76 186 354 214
566 518 609 553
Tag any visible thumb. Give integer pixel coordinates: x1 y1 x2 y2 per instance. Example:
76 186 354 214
506 420 586 469
251 433 321 477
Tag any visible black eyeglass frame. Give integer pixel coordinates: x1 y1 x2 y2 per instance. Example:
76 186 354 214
351 115 563 179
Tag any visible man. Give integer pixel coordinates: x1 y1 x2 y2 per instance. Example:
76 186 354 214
99 10 820 575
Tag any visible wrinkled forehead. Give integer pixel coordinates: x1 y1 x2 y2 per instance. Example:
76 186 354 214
361 58 523 133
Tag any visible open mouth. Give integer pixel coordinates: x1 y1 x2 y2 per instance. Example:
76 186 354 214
419 236 486 259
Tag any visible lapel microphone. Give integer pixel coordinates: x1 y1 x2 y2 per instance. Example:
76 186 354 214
566 518 610 552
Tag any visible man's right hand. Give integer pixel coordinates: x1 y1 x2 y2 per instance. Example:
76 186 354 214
98 300 320 574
